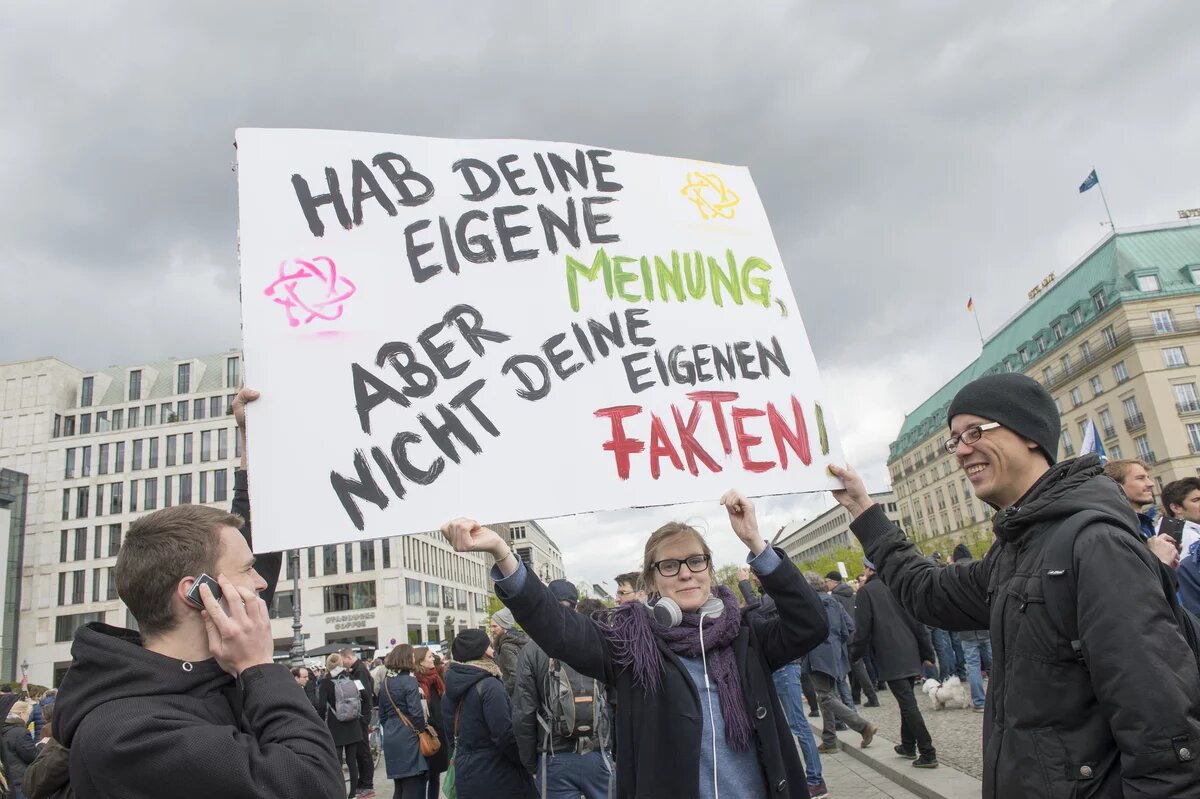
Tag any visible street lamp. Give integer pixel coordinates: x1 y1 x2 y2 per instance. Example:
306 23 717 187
288 550 305 668
19 660 27 684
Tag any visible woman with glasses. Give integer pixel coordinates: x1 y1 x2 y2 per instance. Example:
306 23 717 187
440 489 830 799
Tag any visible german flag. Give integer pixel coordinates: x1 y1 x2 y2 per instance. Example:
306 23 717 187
967 297 974 312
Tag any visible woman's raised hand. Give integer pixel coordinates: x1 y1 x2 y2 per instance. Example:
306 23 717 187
441 517 506 557
721 489 767 556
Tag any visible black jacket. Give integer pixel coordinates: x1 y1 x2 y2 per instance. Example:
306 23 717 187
497 554 828 799
495 629 529 696
852 455 1200 798
442 663 535 799
23 738 72 799
1 719 36 793
849 575 933 682
53 623 342 798
829 582 856 620
317 673 365 747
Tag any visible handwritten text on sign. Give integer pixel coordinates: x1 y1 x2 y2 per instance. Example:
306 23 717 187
236 130 842 551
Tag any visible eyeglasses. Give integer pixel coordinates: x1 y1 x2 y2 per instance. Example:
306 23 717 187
943 422 1002 454
651 554 711 577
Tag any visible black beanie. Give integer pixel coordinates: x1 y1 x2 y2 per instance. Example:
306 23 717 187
824 571 842 582
952 543 973 562
451 628 490 662
947 373 1059 465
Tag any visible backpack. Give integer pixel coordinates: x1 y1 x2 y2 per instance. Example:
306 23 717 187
1040 510 1200 671
542 658 600 741
332 675 362 722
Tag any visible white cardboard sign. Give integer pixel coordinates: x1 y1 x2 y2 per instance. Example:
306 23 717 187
235 128 842 551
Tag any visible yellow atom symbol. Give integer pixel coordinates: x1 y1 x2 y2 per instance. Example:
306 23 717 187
681 171 740 220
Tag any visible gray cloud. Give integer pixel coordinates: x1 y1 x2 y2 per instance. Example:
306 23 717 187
5 1 1199 584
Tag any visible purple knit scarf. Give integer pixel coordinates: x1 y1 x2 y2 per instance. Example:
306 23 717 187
604 585 753 751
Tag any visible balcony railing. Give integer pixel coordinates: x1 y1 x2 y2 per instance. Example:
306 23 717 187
1178 401 1200 415
1125 413 1146 432
1041 316 1200 392
1144 451 1158 464
1102 425 1118 440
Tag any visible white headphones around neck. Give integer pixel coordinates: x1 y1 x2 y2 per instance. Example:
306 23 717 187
651 595 724 627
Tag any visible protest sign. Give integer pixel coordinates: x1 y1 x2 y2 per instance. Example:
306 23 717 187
236 128 842 551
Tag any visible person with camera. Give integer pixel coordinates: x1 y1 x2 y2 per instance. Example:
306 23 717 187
441 489 829 798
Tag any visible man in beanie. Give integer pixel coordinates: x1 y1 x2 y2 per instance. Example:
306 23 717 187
491 606 529 696
831 372 1200 797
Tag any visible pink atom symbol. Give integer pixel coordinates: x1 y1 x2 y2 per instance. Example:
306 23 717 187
263 256 357 328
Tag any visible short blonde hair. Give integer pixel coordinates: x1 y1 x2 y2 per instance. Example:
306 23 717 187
325 654 342 671
8 701 30 721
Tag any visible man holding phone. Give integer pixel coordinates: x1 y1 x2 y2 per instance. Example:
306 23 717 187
52 390 342 798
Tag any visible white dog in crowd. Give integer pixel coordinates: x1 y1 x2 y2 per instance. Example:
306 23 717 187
921 676 971 710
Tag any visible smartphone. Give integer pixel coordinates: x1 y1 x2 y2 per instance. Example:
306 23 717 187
1160 517 1186 552
184 573 223 609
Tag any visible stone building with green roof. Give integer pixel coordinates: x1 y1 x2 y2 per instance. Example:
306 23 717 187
887 220 1200 548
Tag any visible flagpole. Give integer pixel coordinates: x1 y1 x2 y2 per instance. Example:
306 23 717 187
1094 166 1116 231
971 304 985 346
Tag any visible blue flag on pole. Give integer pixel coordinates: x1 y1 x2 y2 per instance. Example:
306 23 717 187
1078 417 1107 462
1079 169 1099 193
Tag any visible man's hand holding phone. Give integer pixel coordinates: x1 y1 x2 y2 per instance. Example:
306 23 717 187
197 574 273 677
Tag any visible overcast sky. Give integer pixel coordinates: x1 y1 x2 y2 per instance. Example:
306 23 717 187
5 2 1199 590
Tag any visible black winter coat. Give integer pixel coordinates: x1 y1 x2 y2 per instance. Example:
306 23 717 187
53 623 341 798
853 455 1200 798
495 629 528 696
849 575 933 681
497 553 828 799
421 679 450 773
442 663 535 799
1 719 36 793
829 582 856 620
318 674 365 747
23 738 72 799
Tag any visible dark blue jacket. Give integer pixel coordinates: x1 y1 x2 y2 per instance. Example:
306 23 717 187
806 594 853 679
378 673 426 780
442 663 534 799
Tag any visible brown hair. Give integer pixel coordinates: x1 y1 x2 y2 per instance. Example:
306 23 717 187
614 571 644 591
1163 477 1200 517
1103 459 1150 485
385 644 416 672
115 505 241 638
413 646 433 676
640 522 712 592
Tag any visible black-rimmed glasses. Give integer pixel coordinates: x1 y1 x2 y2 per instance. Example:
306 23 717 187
943 422 1002 454
651 554 711 577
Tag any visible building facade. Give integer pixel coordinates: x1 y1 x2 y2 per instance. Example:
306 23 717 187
505 520 565 583
775 491 900 566
0 352 514 686
888 222 1200 544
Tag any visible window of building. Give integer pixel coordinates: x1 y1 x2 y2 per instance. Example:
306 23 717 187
94 484 105 517
456 589 467 610
128 407 140 428
210 396 223 418
144 478 158 510
226 356 240 389
361 540 376 571
1113 361 1129 383
1069 387 1082 407
1102 326 1118 350
110 482 123 514
53 414 62 438
183 432 193 464
114 441 125 473
1188 423 1200 453
1135 434 1153 462
1122 396 1141 421
194 398 205 420
164 475 173 507
111 409 123 431
177 363 191 394
199 471 208 503
64 448 76 479
148 437 159 468
179 474 192 504
55 612 105 643
1163 346 1188 368
96 411 109 433
1037 337 1047 353
1151 309 1175 334
1174 383 1200 412
1072 308 1084 326
1136 274 1161 293
1061 354 1072 373
97 443 109 475
129 479 138 512
214 469 228 502
426 582 439 606
1082 339 1096 361
63 416 75 437
1078 419 1090 441
442 586 455 608
131 439 142 471
344 542 354 573
109 524 121 556
92 568 102 602
1020 348 1030 364
323 581 376 613
1053 322 1065 341
128 370 142 401
81 377 94 407
79 414 91 435
79 446 90 477
200 430 212 462
406 578 422 605
1043 367 1054 384
1110 444 1123 459
1054 397 1063 414
145 405 156 426
1090 375 1103 397
323 545 338 576
217 428 228 460
271 591 299 619
176 400 189 423
306 547 316 579
382 538 391 570
76 487 89 519
1093 290 1106 311
166 435 177 466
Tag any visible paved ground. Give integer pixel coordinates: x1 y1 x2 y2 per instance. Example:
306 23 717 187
356 746 927 798
846 681 986 780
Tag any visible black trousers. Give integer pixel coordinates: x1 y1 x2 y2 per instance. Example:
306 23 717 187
849 659 878 704
886 678 934 755
338 744 361 795
354 718 373 788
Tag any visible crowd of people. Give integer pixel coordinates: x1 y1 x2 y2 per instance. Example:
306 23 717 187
7 372 1199 799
